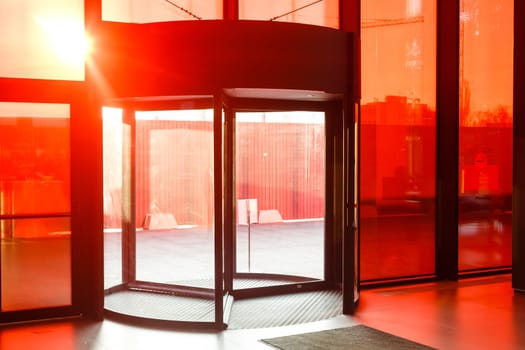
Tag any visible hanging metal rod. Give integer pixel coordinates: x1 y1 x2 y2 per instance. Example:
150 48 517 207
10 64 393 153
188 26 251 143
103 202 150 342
269 0 323 21
163 0 202 20
361 16 424 29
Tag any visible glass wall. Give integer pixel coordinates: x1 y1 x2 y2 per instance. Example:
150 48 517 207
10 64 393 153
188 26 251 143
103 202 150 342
239 0 339 28
360 0 436 281
0 102 71 311
0 0 85 80
458 0 513 271
102 0 222 23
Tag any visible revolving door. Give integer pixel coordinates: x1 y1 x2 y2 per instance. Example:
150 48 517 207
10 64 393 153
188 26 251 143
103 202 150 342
103 98 224 326
93 20 358 328
224 96 341 300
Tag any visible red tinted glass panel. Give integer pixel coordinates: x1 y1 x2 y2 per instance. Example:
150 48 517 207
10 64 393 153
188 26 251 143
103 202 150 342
1 218 71 311
360 0 436 281
458 0 513 271
0 102 71 311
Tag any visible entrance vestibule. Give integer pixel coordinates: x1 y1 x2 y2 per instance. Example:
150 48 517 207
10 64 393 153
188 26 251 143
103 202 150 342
96 20 358 328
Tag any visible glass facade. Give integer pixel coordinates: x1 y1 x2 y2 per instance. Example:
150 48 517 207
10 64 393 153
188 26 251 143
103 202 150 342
0 0 519 324
0 102 71 311
102 0 223 22
239 0 339 28
360 0 437 281
458 0 513 271
0 0 85 80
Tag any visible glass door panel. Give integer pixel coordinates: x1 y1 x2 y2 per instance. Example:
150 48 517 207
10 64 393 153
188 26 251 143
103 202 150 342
1 218 71 311
234 111 325 288
103 107 124 290
134 109 215 288
0 102 72 312
103 104 219 326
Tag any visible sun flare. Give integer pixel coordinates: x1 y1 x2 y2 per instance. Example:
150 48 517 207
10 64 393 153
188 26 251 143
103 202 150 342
35 16 92 65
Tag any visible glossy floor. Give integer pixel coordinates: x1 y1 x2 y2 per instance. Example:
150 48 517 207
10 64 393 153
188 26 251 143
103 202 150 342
1 274 524 349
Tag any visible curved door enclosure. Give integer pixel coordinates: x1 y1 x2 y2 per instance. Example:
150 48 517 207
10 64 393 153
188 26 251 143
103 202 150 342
89 20 351 98
93 20 357 328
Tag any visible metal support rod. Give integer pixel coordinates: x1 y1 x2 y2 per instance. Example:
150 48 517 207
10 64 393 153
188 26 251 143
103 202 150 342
247 201 251 272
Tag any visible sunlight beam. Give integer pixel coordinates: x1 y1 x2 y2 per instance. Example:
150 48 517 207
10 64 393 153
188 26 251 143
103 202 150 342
35 16 92 65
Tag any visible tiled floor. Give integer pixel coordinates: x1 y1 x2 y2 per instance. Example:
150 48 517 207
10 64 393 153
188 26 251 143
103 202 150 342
1 274 524 350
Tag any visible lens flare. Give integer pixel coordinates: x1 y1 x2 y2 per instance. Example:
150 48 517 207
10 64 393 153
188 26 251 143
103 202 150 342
35 16 91 65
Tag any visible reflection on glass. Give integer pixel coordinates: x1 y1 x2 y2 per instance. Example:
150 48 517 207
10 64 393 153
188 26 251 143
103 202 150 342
0 102 71 220
0 101 71 311
458 0 513 271
0 0 85 80
360 0 436 281
239 0 339 28
134 109 215 287
103 0 223 23
1 218 71 311
235 111 325 282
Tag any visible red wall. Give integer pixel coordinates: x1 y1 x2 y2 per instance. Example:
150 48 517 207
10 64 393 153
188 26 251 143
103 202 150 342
235 122 325 221
131 121 325 227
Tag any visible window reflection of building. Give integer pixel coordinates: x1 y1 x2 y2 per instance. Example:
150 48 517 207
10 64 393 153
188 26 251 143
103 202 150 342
458 0 513 271
360 0 436 281
0 101 72 311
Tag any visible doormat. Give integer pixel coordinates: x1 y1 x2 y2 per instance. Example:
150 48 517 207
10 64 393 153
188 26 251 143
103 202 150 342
260 324 437 350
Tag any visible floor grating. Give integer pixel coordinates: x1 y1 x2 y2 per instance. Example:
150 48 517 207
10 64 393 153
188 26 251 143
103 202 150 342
104 288 342 329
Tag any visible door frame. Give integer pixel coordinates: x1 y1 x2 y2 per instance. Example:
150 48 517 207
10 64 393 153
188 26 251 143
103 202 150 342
102 96 227 328
0 77 89 324
101 90 358 327
222 95 348 300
